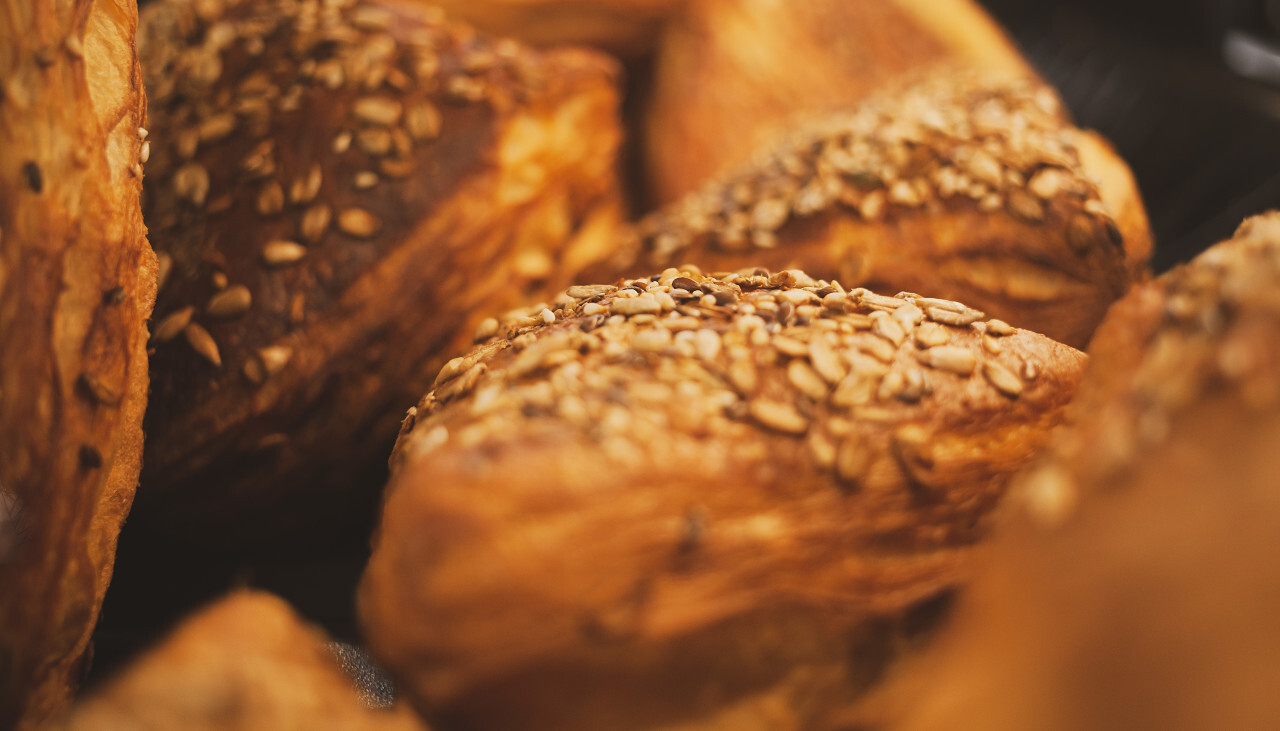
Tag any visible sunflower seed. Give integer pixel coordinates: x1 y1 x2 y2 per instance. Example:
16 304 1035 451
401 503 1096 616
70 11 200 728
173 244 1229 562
261 240 307 267
153 306 194 342
184 323 222 366
206 285 252 317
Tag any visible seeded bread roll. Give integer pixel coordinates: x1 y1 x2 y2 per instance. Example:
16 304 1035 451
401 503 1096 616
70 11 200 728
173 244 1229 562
645 0 1036 204
70 590 428 730
614 74 1152 350
359 267 1086 730
872 212 1280 731
136 0 623 548
421 0 685 57
0 0 157 727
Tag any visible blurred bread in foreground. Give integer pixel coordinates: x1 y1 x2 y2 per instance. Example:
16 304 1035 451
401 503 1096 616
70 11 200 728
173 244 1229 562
70 591 428 730
876 212 1280 731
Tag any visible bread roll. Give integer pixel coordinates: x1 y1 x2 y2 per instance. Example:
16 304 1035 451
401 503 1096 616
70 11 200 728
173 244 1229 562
617 74 1152 349
70 591 428 730
136 0 623 548
417 0 685 57
645 0 1035 203
0 0 157 727
359 267 1086 730
877 212 1280 731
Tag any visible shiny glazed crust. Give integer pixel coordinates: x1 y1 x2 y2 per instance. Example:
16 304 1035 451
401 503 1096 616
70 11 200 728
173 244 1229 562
0 0 157 727
613 74 1152 349
360 267 1085 730
69 591 429 730
874 213 1280 731
136 0 624 547
645 0 1036 203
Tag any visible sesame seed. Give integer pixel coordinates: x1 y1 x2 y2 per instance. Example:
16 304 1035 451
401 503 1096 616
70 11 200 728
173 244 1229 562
206 285 252 318
184 322 222 366
749 399 808 434
917 345 977 375
299 203 331 243
983 360 1024 397
337 207 382 238
353 95 402 126
139 140 151 164
332 131 353 154
261 240 307 267
256 180 284 216
610 297 662 316
153 306 195 342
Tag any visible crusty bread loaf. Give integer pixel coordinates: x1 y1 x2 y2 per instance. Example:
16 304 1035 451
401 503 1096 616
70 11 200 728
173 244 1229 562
416 0 685 57
70 591 429 730
0 0 157 727
359 266 1086 730
613 73 1152 349
645 0 1036 204
872 212 1280 731
135 0 624 548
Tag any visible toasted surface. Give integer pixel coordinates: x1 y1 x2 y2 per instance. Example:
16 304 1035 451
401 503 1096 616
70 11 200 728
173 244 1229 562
617 74 1152 349
361 267 1085 730
645 0 1035 203
70 591 428 731
875 212 1280 731
136 0 624 548
417 0 685 56
0 0 156 727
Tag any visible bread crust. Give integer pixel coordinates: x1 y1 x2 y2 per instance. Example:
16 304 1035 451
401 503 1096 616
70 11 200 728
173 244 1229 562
614 74 1152 349
645 0 1035 204
136 0 624 547
70 591 428 730
0 0 156 726
360 266 1085 730
874 212 1280 731
413 0 685 57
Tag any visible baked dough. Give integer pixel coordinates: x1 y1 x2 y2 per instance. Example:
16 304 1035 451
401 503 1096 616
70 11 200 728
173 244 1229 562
70 591 429 730
135 0 624 548
878 212 1280 731
360 266 1085 730
615 74 1152 349
0 0 156 727
645 0 1036 203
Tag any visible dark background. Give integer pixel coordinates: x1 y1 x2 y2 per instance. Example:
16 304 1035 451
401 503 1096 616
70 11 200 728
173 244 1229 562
87 0 1280 691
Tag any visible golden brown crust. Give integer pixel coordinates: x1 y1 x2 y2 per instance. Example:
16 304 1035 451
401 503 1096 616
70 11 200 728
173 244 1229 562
69 591 429 730
417 0 686 57
360 266 1085 730
615 74 1152 349
136 0 624 547
0 0 156 727
645 0 1035 204
869 213 1280 731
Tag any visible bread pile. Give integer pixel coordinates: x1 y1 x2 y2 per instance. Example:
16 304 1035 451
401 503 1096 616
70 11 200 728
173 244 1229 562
6 0 1277 728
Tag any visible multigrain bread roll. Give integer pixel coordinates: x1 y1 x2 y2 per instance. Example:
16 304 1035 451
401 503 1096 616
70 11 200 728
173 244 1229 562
70 591 428 730
135 0 623 547
419 0 685 57
874 212 1280 731
645 0 1036 203
617 74 1152 349
0 0 157 728
359 267 1087 731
